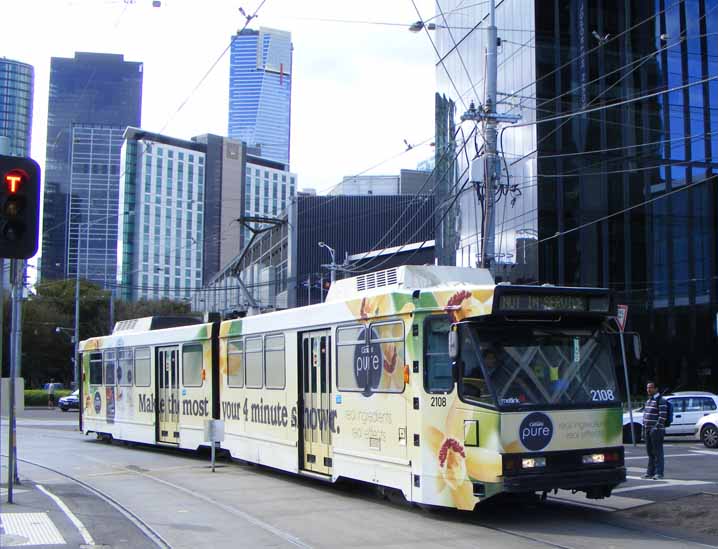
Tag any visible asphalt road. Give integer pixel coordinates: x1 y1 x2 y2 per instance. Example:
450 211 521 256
2 409 717 549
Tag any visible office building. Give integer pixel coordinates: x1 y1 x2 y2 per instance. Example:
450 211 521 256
195 194 436 314
118 128 206 301
435 0 718 390
68 124 125 289
328 170 434 196
0 58 34 157
42 52 142 282
228 27 292 166
240 157 297 248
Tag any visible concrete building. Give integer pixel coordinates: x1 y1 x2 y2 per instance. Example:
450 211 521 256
117 128 206 301
240 157 297 248
41 52 142 282
328 170 434 196
228 27 292 166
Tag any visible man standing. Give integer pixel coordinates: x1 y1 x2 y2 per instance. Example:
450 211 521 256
642 381 668 479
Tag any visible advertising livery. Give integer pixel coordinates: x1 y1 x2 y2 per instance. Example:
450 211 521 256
80 266 625 511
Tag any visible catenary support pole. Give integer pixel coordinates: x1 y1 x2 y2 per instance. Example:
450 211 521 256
619 327 636 446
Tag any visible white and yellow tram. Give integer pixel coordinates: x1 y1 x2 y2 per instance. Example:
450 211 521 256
80 266 626 511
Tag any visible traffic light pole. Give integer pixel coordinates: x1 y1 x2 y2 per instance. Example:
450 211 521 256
6 259 24 503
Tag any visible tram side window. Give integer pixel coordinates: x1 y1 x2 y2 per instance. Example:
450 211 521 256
89 352 103 385
118 350 133 386
336 325 365 391
424 317 454 393
134 347 151 387
370 321 405 393
183 344 203 387
104 350 117 385
227 339 244 387
245 337 263 388
265 335 285 389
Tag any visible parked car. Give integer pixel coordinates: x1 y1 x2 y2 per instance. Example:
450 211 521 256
58 389 79 412
695 412 718 448
622 391 718 443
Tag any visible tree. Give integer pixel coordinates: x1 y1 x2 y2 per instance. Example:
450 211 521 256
4 278 193 388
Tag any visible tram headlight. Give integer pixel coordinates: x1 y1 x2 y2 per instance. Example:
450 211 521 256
521 457 546 469
582 453 605 464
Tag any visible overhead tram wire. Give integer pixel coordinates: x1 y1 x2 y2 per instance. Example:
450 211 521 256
501 19 718 168
433 0 487 117
343 127 483 275
341 125 478 273
410 0 474 113
496 0 688 111
158 0 267 135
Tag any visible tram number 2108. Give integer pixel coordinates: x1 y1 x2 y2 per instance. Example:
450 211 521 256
430 396 447 407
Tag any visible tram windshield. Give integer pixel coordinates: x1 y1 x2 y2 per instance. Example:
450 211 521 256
458 323 620 409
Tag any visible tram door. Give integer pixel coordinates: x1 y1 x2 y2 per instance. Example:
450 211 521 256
157 346 180 444
300 330 333 475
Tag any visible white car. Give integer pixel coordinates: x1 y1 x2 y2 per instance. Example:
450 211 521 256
695 412 718 449
622 391 718 443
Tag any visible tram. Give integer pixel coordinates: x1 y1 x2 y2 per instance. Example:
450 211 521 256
80 265 626 510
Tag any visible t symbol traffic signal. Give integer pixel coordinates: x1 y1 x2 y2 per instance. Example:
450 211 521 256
0 155 41 259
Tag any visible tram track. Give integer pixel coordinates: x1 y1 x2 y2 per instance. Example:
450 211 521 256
13 456 174 549
11 423 718 548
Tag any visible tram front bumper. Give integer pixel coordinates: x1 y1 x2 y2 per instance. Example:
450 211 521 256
502 466 626 495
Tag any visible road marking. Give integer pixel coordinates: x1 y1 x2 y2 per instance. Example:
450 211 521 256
690 449 718 456
625 453 705 459
36 484 95 546
615 476 714 493
0 512 66 546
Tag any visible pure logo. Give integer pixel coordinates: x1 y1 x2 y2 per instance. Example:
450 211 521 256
93 391 102 413
519 412 553 451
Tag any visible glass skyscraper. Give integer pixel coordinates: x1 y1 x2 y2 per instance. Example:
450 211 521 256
68 124 126 289
228 27 292 167
0 58 34 157
435 0 718 391
41 52 142 282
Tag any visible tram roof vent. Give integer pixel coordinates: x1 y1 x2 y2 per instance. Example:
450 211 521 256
113 316 202 334
325 265 494 303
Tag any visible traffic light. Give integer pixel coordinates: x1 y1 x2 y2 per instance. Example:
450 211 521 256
0 155 41 259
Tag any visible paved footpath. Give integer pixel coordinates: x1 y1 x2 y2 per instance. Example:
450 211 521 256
1 462 157 548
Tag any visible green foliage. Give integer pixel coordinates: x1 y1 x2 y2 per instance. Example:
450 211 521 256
24 389 72 406
115 298 191 321
0 277 191 390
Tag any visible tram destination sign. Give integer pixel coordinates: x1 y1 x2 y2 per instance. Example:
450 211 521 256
494 288 610 315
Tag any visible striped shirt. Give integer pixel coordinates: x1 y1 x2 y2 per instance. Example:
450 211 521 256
643 394 668 431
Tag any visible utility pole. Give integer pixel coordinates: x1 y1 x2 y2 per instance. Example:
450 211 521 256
7 258 24 502
109 286 115 334
462 0 520 269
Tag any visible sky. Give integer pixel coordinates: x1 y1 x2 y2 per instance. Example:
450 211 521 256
3 0 439 194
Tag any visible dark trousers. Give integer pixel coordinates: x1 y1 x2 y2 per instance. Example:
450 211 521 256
645 428 665 476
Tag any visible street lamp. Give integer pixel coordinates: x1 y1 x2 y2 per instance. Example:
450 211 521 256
55 326 75 342
73 210 133 389
318 241 337 284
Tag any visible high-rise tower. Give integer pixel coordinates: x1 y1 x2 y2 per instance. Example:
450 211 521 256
41 52 142 282
228 27 292 167
0 58 34 157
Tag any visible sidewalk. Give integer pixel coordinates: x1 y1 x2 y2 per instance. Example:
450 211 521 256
0 461 157 548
